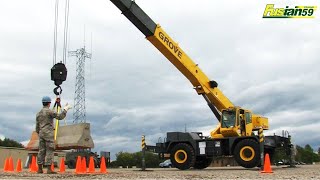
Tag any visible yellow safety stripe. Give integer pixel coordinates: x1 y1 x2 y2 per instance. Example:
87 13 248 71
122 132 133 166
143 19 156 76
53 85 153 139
141 136 146 149
258 129 264 142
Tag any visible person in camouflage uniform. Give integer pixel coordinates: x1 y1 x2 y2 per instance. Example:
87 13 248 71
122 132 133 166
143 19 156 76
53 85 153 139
36 96 72 174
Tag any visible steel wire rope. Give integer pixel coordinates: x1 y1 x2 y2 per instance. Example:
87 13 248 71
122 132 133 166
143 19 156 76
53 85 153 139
62 0 70 64
53 0 59 65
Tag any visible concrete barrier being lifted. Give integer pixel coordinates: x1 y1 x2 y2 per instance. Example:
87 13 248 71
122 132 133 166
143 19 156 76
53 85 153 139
26 123 94 150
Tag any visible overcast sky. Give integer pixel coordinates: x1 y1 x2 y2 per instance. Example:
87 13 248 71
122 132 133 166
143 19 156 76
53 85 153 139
0 0 319 159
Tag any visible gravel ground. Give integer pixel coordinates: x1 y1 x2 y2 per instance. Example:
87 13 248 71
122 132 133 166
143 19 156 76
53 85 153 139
1 165 320 180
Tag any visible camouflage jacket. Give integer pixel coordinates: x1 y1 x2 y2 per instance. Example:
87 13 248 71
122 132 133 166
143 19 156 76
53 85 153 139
36 107 67 141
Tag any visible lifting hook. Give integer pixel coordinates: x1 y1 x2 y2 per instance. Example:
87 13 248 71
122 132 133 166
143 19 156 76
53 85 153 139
53 86 63 95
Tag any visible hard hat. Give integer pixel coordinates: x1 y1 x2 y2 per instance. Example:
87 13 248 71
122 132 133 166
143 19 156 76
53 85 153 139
42 96 52 103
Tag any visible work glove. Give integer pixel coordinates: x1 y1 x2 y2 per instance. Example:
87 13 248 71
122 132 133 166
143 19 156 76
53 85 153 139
63 103 72 111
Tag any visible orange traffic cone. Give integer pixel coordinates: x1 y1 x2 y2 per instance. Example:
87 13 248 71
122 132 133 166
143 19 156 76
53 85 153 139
3 157 9 172
51 163 55 172
81 157 87 173
30 155 37 173
33 156 38 172
75 156 82 174
59 158 65 173
100 156 107 174
8 157 14 172
16 159 22 172
261 153 273 173
88 156 95 173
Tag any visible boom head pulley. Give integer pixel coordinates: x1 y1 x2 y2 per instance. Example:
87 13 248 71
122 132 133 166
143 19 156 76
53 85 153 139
51 62 67 95
51 62 67 86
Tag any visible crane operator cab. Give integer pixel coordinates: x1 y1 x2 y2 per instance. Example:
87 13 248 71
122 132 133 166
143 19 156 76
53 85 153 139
214 107 254 138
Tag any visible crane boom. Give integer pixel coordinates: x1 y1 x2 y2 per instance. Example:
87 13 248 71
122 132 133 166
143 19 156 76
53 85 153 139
110 0 233 120
109 0 292 170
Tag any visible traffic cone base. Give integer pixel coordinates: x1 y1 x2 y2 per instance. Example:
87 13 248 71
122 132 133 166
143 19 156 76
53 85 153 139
261 153 273 173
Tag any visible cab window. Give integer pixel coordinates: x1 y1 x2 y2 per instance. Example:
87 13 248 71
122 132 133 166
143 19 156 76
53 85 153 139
245 112 252 124
221 110 236 128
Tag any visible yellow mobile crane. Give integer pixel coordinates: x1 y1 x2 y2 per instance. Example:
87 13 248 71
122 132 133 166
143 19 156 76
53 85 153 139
110 0 292 170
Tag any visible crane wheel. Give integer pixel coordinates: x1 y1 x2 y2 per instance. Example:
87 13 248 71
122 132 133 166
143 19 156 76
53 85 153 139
234 139 260 168
170 143 195 170
193 157 213 169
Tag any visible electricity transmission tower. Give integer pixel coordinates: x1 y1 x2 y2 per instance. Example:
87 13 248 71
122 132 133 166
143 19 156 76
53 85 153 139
69 46 91 123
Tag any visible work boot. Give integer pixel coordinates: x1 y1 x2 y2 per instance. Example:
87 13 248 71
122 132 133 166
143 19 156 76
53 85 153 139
46 165 57 174
37 164 43 173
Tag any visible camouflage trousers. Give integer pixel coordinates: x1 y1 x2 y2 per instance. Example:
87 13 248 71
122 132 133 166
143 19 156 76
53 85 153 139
37 137 54 166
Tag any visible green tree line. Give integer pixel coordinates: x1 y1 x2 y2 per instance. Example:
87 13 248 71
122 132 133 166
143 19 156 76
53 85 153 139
295 145 320 164
0 137 24 148
110 151 161 168
273 144 320 164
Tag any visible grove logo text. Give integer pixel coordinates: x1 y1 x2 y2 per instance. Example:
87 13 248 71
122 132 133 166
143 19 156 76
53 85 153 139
263 4 317 18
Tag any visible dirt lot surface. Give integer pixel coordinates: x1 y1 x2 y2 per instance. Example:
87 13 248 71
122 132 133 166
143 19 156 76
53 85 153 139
1 165 319 179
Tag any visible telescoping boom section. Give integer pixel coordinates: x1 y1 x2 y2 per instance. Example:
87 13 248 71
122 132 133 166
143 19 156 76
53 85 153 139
110 0 233 115
147 26 234 113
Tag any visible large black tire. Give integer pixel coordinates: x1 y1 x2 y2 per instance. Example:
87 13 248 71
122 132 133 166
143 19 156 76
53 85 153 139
67 160 76 169
193 157 213 169
234 139 260 168
170 143 195 170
